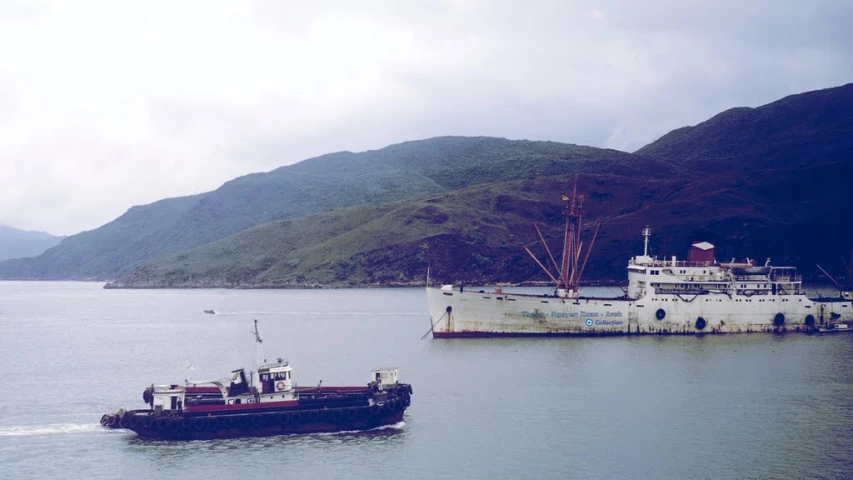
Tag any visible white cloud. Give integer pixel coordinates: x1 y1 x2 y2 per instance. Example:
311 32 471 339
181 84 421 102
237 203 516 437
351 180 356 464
0 0 850 235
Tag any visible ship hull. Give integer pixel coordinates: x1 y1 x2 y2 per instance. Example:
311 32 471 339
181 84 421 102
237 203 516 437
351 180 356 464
427 288 853 337
103 403 407 440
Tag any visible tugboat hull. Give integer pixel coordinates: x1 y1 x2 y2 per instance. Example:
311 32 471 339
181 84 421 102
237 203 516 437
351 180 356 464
102 397 409 440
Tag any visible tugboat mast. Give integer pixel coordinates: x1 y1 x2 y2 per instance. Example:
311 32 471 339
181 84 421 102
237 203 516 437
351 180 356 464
252 319 267 367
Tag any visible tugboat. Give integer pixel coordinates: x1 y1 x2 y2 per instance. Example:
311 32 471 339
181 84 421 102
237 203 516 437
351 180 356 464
101 320 412 440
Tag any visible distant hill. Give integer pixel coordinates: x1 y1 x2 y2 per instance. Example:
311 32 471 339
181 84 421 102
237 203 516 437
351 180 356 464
4 84 853 286
108 159 853 288
106 84 853 288
0 224 63 261
0 137 676 280
104 174 684 287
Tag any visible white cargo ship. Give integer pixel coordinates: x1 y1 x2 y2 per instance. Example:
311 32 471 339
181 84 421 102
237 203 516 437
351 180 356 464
425 181 852 337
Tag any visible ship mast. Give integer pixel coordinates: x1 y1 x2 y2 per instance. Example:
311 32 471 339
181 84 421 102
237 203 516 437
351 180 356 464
252 319 267 367
559 175 584 297
524 175 598 298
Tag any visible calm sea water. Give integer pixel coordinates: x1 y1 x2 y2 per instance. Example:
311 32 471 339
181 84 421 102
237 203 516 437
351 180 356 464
1 282 852 480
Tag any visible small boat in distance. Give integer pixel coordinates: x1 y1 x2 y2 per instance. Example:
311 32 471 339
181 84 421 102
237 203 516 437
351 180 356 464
817 324 851 334
203 309 216 314
101 320 412 440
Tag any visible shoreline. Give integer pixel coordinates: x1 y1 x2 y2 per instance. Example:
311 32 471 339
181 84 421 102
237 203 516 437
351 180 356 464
102 279 628 290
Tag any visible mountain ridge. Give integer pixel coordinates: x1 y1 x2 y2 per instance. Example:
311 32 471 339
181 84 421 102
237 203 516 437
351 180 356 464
3 83 852 285
636 83 853 171
0 223 64 262
0 137 678 280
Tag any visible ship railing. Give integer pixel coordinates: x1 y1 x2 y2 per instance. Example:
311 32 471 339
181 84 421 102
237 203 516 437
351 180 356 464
634 260 715 268
733 274 771 281
770 274 802 283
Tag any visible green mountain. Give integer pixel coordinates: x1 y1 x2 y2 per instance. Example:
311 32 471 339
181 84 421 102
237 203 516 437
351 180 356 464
0 137 674 280
4 83 852 286
637 82 853 172
108 159 852 288
108 83 853 288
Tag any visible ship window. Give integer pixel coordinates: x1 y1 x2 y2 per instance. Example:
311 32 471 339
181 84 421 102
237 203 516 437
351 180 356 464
235 399 241 405
541 300 549 303
483 296 491 299
508 298 516 301
496 297 503 300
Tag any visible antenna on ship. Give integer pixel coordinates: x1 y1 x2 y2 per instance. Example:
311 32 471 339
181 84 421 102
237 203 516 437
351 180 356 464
642 226 651 257
252 319 267 367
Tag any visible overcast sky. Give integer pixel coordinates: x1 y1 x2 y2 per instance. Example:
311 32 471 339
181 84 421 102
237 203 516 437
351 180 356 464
1 0 851 236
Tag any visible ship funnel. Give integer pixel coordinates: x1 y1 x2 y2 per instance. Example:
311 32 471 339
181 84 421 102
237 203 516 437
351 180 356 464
688 241 715 264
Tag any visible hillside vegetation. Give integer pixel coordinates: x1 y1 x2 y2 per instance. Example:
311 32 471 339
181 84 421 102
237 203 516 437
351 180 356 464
4 83 853 287
111 159 852 288
0 137 675 280
637 83 853 172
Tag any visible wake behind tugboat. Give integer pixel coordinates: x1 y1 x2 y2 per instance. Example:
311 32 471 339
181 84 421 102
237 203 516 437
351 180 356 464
100 320 412 440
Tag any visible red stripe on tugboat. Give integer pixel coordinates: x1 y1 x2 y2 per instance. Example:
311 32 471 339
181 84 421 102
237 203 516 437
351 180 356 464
183 399 299 414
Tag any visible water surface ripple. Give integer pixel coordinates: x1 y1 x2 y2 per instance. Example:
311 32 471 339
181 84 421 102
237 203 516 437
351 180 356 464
1 282 851 479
